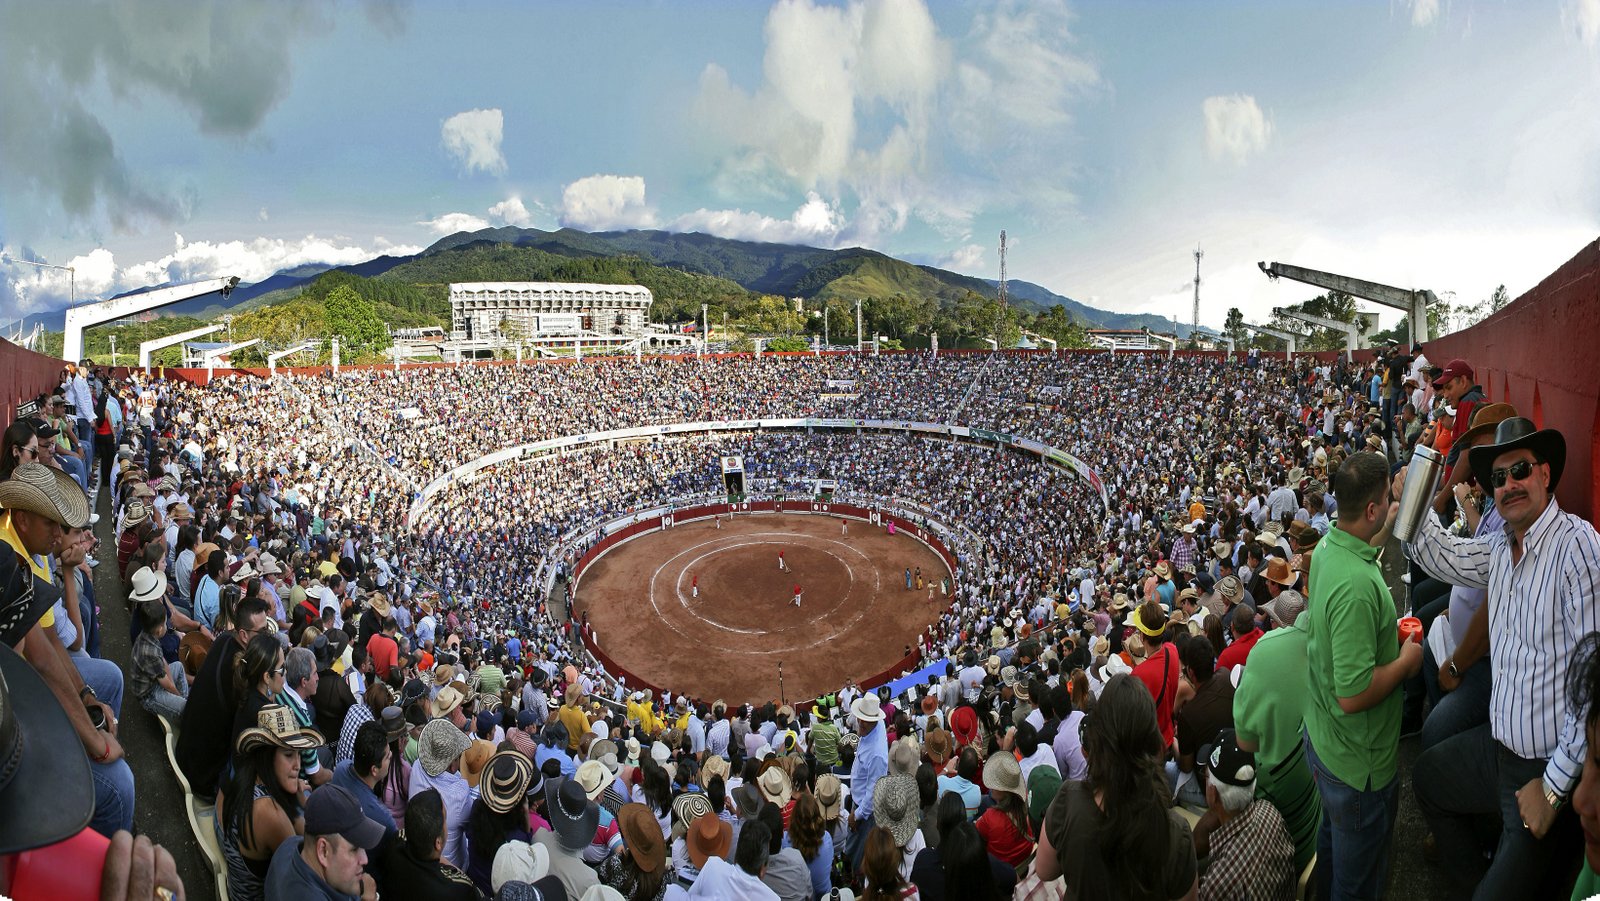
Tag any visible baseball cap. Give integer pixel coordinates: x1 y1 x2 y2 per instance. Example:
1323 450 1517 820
1201 728 1257 788
1431 358 1473 388
304 784 387 849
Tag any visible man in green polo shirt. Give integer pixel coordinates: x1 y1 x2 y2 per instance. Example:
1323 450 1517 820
1231 622 1321 873
1303 451 1422 900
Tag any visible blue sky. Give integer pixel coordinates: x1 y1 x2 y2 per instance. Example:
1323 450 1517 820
3 0 1598 332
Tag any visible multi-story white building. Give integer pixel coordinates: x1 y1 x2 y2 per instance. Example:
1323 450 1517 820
449 282 654 339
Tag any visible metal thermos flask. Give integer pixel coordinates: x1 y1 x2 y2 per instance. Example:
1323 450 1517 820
1392 445 1444 542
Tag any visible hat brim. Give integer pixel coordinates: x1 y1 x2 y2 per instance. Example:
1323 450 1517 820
546 780 600 851
238 725 325 754
0 643 94 854
1469 428 1566 494
0 469 90 530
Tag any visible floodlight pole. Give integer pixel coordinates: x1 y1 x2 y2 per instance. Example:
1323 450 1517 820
702 304 709 360
855 299 863 354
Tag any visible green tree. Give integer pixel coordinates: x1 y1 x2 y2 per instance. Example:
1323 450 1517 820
766 336 811 352
1029 305 1091 349
324 285 390 354
1488 283 1510 313
1224 307 1247 347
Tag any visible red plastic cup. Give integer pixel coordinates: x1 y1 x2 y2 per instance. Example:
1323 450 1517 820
1398 617 1423 645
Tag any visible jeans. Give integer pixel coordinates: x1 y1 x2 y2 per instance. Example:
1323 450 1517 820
74 653 124 717
1413 724 1583 899
57 453 89 493
76 418 94 475
1165 759 1209 809
90 757 135 837
139 661 190 721
1307 731 1399 900
79 575 100 659
1420 652 1492 747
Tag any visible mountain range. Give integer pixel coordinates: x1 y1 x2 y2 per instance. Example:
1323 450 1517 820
29 227 1210 336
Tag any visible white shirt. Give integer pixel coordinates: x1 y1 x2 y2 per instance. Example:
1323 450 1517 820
1409 498 1600 799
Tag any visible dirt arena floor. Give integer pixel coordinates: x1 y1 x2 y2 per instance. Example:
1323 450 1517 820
575 513 951 705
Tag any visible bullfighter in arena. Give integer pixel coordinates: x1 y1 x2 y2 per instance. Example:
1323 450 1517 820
792 584 803 607
778 549 788 572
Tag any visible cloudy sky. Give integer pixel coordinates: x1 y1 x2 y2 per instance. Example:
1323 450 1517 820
3 0 1598 332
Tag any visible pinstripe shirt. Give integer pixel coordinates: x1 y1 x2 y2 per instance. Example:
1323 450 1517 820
1410 498 1600 798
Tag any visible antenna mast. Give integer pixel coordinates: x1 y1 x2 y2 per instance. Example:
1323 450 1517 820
1192 244 1203 341
996 230 1008 350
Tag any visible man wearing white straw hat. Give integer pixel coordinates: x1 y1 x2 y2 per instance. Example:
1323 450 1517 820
0 462 136 837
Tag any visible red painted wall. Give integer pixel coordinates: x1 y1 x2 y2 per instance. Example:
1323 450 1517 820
1421 239 1600 524
0 339 69 430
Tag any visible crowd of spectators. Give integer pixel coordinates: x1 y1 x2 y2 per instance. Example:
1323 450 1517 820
1 343 1597 901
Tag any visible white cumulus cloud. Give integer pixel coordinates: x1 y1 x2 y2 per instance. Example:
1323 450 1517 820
1203 94 1273 164
1567 0 1600 46
936 244 986 273
1405 0 1440 27
2 233 422 314
558 175 658 231
671 193 845 245
440 108 507 175
488 195 538 228
419 212 491 235
693 0 1097 244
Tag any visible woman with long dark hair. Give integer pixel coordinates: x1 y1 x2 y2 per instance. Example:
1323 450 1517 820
1033 673 1197 899
637 756 673 836
0 419 39 481
216 703 319 901
862 825 920 900
229 634 287 752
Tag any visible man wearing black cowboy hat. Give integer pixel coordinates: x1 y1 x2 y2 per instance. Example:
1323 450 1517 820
1405 416 1600 898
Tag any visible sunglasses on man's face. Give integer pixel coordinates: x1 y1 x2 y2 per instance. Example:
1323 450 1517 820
1490 459 1540 490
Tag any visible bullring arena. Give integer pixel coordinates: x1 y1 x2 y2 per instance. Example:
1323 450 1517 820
575 510 950 704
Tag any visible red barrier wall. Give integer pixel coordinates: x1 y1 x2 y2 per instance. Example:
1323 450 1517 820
1422 239 1600 523
0 338 68 430
568 502 954 701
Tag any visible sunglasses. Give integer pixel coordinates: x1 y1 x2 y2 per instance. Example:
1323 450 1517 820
1489 459 1540 489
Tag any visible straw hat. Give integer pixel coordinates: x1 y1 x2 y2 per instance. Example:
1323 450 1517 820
170 503 195 522
872 775 921 847
672 792 714 832
257 553 284 576
193 542 221 568
236 704 324 754
982 751 1027 804
757 765 793 807
924 729 953 766
699 754 730 787
0 464 89 530
366 591 391 617
481 750 535 813
815 773 844 821
576 759 612 802
418 719 472 778
434 664 456 687
231 562 259 583
432 684 465 720
1152 561 1172 580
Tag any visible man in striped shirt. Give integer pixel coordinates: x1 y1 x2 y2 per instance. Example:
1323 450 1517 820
1407 417 1599 898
